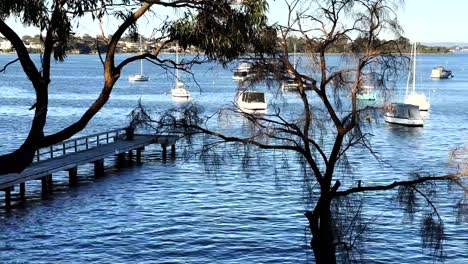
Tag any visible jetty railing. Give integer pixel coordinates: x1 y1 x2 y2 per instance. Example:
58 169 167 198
34 128 127 163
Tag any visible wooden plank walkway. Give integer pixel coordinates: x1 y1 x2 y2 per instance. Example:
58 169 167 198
0 128 179 209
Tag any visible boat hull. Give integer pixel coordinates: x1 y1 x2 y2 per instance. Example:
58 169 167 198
431 74 452 79
236 91 267 113
129 75 149 82
172 89 190 98
384 115 424 127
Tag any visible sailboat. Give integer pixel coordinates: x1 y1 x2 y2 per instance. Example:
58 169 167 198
404 42 430 111
282 43 299 92
128 36 149 82
171 45 190 98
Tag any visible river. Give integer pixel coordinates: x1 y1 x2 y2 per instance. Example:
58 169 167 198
0 53 467 263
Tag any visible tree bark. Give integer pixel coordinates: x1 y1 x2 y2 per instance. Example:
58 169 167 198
306 196 336 264
0 3 153 175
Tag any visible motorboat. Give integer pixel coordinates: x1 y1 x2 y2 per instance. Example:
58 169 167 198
384 103 424 127
281 76 313 92
282 77 300 91
128 36 149 82
232 63 252 81
171 46 190 99
357 85 376 100
236 91 267 113
404 42 430 111
430 66 453 79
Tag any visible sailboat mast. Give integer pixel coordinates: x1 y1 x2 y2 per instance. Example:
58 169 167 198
293 43 297 69
405 42 412 97
139 35 144 75
412 42 417 94
176 44 179 81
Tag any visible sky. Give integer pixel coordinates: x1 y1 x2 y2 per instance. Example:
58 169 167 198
5 0 468 43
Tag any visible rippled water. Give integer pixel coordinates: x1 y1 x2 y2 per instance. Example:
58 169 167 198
0 53 467 263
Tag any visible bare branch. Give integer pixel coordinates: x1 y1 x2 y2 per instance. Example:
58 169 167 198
0 58 20 74
335 173 467 197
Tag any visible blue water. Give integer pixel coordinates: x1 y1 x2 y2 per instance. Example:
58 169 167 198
0 53 467 263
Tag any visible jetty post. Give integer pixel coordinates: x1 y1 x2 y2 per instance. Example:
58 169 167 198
0 129 179 209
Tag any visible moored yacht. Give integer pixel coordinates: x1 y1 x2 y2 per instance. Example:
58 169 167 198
430 66 453 79
171 46 190 99
384 103 424 127
404 93 430 111
236 91 267 113
172 81 190 98
404 42 430 111
232 63 252 81
282 75 299 91
129 36 149 82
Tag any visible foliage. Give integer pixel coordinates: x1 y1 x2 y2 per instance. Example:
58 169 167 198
152 0 468 263
0 0 272 174
168 0 276 63
0 0 132 60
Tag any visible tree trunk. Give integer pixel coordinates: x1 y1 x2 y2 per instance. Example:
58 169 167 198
306 197 336 264
0 141 37 174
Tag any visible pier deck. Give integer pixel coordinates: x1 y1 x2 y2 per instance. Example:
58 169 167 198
0 128 179 209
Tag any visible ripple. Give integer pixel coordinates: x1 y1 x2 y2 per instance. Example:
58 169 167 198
0 54 467 263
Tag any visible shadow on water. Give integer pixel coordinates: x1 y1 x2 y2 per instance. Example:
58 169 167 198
384 123 424 137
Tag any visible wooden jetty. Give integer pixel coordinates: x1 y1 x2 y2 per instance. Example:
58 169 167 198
0 128 178 210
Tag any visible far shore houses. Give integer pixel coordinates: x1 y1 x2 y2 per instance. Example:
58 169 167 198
0 35 194 54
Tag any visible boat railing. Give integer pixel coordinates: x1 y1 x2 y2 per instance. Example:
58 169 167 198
33 128 127 163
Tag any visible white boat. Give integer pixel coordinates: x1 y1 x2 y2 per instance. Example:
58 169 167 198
282 76 300 91
384 103 424 127
282 44 300 92
128 74 149 82
430 66 453 79
357 85 376 100
282 76 313 92
236 91 267 113
171 46 190 99
404 42 430 111
172 81 191 98
128 36 149 82
232 63 252 81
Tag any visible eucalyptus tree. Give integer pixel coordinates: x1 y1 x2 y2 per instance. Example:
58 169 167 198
155 0 468 263
0 0 273 174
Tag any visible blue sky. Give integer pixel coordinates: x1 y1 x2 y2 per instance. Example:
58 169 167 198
5 0 468 43
268 0 468 43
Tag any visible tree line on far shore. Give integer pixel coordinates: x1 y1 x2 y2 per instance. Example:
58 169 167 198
287 36 452 54
0 34 453 54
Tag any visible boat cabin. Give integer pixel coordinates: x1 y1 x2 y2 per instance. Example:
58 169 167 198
384 103 424 127
430 66 453 79
240 92 265 103
236 91 267 113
